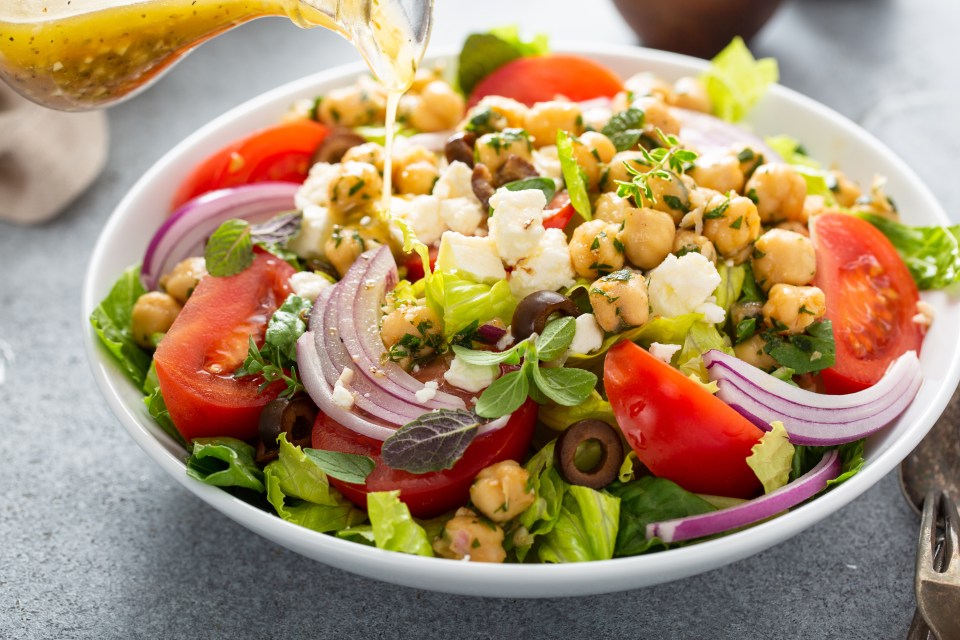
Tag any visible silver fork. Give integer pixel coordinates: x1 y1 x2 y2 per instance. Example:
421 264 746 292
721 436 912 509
915 491 960 640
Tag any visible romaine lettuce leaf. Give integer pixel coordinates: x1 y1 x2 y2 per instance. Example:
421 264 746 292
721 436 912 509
676 320 733 381
858 213 960 290
366 490 434 556
763 134 834 199
424 270 517 339
513 441 567 561
186 437 265 492
790 439 864 488
144 386 185 447
700 37 778 122
89 264 152 387
608 477 717 556
265 434 365 533
537 485 620 563
538 389 616 431
745 421 794 494
714 263 746 313
566 313 703 366
557 130 592 220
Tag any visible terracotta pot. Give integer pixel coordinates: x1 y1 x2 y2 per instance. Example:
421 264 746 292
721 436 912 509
611 0 784 59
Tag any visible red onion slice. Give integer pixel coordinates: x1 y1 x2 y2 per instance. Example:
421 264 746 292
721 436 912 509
674 108 782 161
141 182 298 290
647 449 841 544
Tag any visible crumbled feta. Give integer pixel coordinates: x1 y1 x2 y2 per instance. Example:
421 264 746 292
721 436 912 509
443 355 499 393
332 369 355 409
488 188 547 266
648 253 722 318
287 205 331 260
532 145 563 182
436 231 506 283
440 197 484 235
649 342 682 363
508 228 576 298
391 195 446 245
496 330 515 351
569 313 604 355
581 105 613 132
415 380 439 404
295 162 339 209
337 368 354 386
433 161 479 201
288 271 332 302
695 301 726 324
913 300 935 328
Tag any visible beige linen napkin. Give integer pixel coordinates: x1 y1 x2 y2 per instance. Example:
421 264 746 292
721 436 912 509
0 83 108 225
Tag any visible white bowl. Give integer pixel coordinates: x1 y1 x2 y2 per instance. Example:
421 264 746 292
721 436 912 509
83 43 960 598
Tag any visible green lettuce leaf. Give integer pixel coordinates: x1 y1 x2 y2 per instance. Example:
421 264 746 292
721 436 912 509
89 264 152 387
143 386 185 447
457 27 548 95
537 484 620 563
366 490 434 556
424 270 517 339
714 263 746 313
676 320 733 380
186 437 265 492
858 213 960 290
608 477 717 556
513 441 567 561
265 434 365 533
538 389 616 431
764 135 834 198
745 421 795 494
335 525 376 546
700 37 778 122
557 130 592 220
790 440 864 487
567 313 703 366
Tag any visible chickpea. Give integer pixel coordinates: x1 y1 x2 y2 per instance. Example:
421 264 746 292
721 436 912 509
637 173 692 223
408 68 441 93
831 170 862 208
776 220 810 237
341 142 385 174
469 460 536 523
744 163 807 223
633 96 680 137
589 269 650 332
605 151 647 190
318 84 386 127
610 90 632 114
734 334 777 371
468 95 529 130
324 225 381 277
569 219 626 279
763 284 827 334
159 257 206 304
396 161 440 195
621 207 676 270
523 101 583 148
689 154 745 194
131 292 182 349
732 145 765 179
594 192 635 225
673 229 718 263
380 304 444 367
405 80 465 132
328 161 382 212
670 76 711 112
730 300 764 328
474 129 533 174
572 132 617 191
432 508 506 563
702 193 761 261
752 229 817 291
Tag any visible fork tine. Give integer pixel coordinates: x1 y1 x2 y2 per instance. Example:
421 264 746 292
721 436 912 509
940 492 960 578
917 490 938 580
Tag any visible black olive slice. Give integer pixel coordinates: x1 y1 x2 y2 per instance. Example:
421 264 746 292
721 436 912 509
257 396 318 452
311 128 366 164
554 419 625 489
511 291 579 341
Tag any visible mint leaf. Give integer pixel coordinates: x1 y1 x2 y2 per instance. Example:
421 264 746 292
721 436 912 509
557 130 592 220
602 107 645 152
531 366 597 406
503 176 557 204
303 449 375 484
535 316 576 362
451 344 521 366
380 409 482 473
205 219 253 277
475 368 529 418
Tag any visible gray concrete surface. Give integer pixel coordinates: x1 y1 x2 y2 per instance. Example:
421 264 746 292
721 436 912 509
2 0 958 637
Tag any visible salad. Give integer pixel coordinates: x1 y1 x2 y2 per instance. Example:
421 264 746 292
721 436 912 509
91 31 960 564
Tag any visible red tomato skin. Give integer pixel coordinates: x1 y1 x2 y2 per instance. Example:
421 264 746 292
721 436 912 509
605 341 764 499
154 252 295 442
468 55 625 108
311 400 538 518
544 192 575 230
171 121 329 210
403 246 439 283
812 213 924 394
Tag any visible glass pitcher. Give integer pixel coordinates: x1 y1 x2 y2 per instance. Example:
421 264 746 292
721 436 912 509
0 0 432 111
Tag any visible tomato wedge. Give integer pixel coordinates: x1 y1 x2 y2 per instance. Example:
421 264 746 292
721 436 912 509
468 55 625 108
154 251 295 442
812 213 924 394
311 401 538 518
171 120 329 210
544 191 576 230
605 341 764 498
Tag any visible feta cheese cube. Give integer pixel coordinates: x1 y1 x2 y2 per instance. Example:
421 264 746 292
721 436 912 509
443 355 499 393
295 162 340 209
415 380 439 404
391 195 447 245
433 161 479 201
440 197 484 236
647 252 722 318
287 204 331 260
649 342 682 364
569 313 604 355
695 301 726 324
488 187 547 266
288 271 332 302
508 228 576 299
436 231 506 283
332 368 355 409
